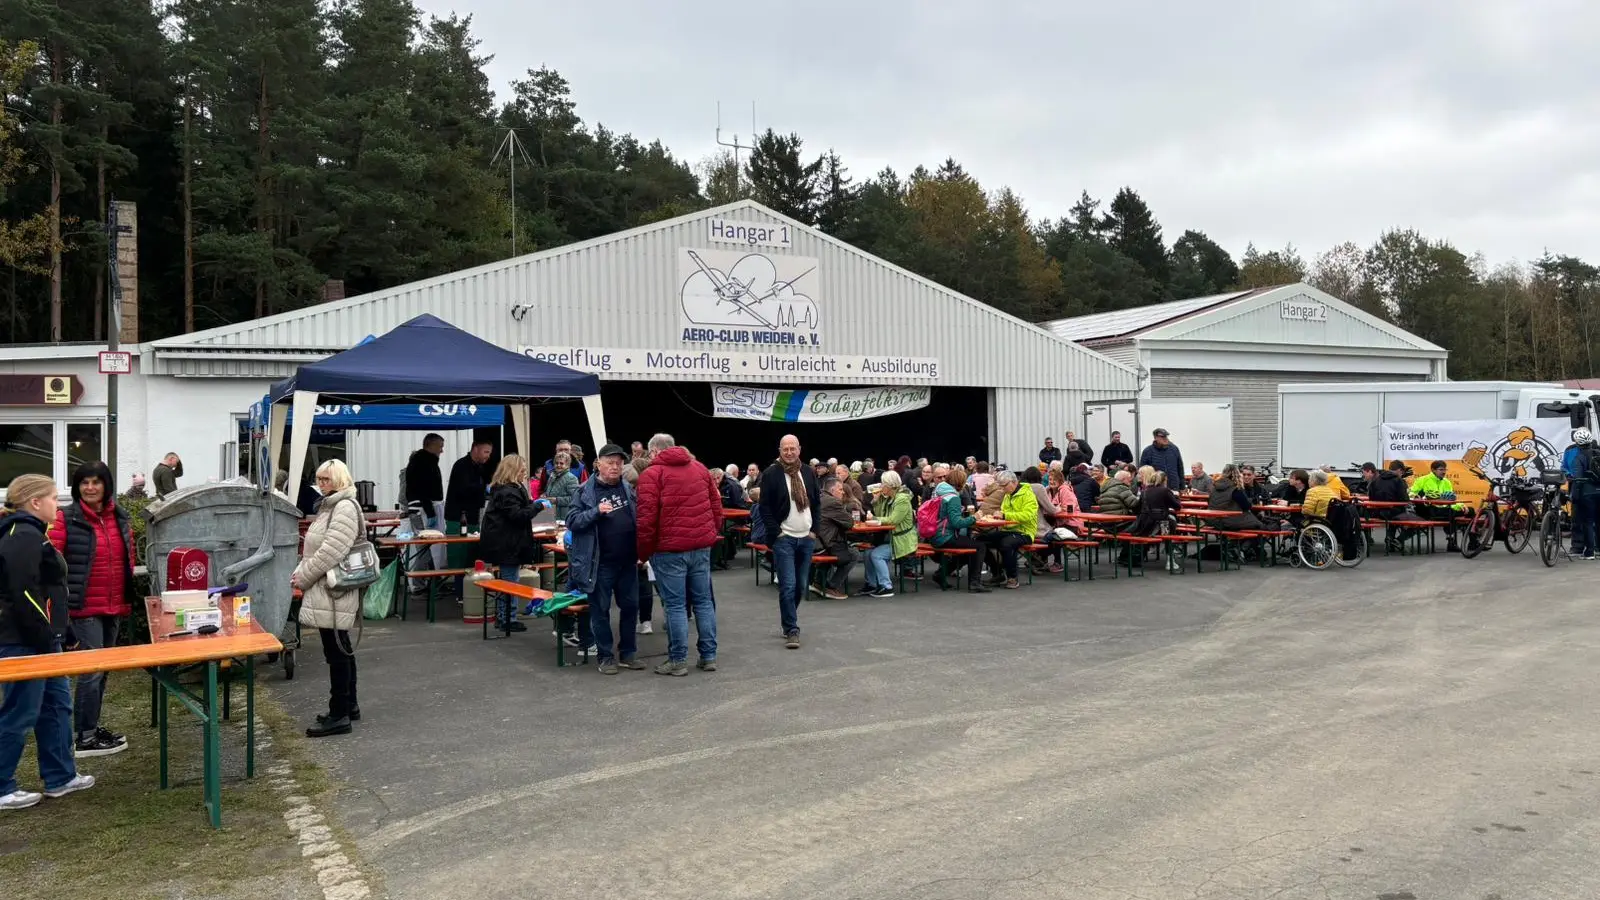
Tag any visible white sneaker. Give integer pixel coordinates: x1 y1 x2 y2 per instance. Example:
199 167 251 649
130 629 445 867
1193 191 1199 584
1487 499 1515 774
44 774 95 799
0 790 42 810
636 621 653 635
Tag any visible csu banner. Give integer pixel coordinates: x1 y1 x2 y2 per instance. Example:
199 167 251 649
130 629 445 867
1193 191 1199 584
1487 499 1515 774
1382 418 1576 504
712 384 930 423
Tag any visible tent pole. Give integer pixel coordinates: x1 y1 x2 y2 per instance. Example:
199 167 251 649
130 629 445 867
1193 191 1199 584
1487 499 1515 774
288 390 317 497
269 403 289 489
582 394 607 455
511 405 530 461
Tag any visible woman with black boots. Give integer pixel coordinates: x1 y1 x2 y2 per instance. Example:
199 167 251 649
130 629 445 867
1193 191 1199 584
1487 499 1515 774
293 460 365 738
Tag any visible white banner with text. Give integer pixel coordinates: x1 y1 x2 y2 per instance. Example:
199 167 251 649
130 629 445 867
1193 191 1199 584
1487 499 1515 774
711 384 931 422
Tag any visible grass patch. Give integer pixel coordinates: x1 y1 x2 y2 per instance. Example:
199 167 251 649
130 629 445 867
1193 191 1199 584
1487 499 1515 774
0 667 358 900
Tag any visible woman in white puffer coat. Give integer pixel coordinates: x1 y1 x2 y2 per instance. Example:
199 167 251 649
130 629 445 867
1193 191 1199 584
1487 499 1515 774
292 459 365 738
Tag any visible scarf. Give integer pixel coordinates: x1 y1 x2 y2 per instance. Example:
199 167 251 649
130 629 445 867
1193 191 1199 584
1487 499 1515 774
780 458 809 512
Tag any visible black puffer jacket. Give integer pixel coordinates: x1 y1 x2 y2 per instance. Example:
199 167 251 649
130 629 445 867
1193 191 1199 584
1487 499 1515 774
54 500 135 615
478 483 543 567
0 511 72 652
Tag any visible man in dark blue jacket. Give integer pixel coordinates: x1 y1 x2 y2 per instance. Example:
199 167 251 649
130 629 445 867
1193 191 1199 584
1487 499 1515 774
1139 428 1184 488
1563 428 1598 559
564 444 643 674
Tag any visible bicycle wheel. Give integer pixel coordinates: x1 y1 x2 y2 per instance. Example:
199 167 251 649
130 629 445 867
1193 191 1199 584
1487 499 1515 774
1460 507 1494 559
1297 522 1337 570
1540 509 1560 567
1502 503 1532 554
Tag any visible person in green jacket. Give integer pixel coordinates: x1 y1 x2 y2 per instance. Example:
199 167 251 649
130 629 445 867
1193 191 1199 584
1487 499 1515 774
929 473 989 593
1409 460 1462 552
864 470 916 597
977 470 1036 588
543 451 580 521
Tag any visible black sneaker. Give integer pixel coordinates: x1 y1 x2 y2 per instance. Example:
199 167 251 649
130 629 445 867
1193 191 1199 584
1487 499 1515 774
94 726 126 746
74 733 127 758
870 588 895 598
784 631 801 649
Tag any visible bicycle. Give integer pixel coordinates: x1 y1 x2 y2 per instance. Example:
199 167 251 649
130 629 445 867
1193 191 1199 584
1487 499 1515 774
1498 475 1541 554
1537 468 1571 567
1457 478 1502 559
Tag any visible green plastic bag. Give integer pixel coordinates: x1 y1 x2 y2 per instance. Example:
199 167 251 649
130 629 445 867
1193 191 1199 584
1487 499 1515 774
363 560 397 620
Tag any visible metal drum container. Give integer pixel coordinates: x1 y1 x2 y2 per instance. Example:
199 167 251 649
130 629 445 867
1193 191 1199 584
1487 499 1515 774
145 481 303 642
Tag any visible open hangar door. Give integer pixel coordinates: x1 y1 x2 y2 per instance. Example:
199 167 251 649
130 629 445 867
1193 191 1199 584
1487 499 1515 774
526 382 990 467
1084 399 1138 456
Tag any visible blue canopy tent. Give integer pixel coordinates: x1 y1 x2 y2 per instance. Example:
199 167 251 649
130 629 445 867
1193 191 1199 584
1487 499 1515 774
265 314 604 495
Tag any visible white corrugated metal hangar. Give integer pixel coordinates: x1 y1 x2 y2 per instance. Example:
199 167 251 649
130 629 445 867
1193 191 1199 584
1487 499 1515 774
1039 284 1449 469
131 201 1137 506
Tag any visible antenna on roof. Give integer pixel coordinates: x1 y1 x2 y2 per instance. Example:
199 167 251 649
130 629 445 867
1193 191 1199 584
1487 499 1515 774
492 127 536 258
715 101 758 194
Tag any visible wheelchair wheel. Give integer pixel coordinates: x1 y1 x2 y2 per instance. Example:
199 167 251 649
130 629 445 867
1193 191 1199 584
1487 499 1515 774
1333 530 1366 568
1296 522 1337 570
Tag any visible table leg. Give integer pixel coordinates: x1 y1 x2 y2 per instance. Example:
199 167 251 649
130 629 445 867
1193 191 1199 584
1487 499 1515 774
157 670 169 789
149 674 158 728
396 545 409 621
245 654 256 779
203 661 221 828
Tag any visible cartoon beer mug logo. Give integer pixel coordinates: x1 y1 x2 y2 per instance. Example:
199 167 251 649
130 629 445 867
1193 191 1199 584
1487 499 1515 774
1461 441 1488 477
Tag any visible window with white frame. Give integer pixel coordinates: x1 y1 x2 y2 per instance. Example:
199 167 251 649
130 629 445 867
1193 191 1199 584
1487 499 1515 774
0 418 107 498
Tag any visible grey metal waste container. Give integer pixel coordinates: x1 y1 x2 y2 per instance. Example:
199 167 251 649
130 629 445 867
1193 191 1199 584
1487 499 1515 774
145 481 303 641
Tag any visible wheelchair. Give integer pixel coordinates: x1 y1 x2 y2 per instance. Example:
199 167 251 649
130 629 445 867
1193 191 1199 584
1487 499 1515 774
1290 501 1366 571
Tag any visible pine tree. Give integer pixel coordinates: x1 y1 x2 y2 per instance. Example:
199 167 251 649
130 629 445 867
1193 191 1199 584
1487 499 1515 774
814 150 856 235
744 129 822 224
1102 186 1167 293
1167 229 1238 298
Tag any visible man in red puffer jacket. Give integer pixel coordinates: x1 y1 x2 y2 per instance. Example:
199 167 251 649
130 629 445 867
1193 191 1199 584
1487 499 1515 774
635 433 722 677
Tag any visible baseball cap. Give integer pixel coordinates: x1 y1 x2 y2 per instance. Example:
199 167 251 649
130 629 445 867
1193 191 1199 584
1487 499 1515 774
596 443 628 460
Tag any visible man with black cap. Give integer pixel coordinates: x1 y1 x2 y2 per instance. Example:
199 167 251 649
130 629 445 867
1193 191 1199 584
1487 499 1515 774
565 443 643 674
1139 428 1184 488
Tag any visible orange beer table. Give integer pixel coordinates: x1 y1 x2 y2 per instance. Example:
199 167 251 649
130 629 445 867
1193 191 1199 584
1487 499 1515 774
0 596 281 828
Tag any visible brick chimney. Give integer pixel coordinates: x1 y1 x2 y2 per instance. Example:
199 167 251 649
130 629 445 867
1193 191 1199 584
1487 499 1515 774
111 199 138 344
323 279 345 303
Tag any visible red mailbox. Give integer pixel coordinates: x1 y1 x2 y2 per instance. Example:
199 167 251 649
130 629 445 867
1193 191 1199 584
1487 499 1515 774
166 547 210 592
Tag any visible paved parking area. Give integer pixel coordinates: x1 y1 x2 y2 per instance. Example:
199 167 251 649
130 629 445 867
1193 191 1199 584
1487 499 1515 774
276 550 1600 899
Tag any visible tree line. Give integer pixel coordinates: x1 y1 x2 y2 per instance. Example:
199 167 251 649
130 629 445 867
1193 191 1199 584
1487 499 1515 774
0 1 1594 384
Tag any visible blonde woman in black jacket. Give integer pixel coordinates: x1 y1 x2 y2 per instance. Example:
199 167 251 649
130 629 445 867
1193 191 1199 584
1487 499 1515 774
0 475 95 810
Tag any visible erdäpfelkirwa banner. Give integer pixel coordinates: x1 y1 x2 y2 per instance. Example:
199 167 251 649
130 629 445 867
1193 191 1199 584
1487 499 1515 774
712 384 930 423
1382 418 1577 505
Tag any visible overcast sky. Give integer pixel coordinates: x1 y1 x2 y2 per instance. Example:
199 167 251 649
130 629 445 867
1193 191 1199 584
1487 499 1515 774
417 0 1599 268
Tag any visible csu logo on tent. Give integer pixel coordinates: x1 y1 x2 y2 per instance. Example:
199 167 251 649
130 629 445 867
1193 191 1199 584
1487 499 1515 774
314 404 362 416
418 404 479 417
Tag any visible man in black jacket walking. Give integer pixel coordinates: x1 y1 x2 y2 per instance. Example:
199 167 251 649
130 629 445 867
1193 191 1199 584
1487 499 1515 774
444 440 493 596
1100 431 1133 469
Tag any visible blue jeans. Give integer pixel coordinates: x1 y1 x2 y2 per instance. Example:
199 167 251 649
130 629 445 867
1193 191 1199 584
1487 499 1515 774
772 535 813 636
866 543 893 590
588 560 640 662
652 548 716 663
0 642 77 795
496 565 520 627
1573 488 1598 557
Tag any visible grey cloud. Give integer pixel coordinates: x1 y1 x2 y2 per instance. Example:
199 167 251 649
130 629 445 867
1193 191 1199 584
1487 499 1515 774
418 0 1600 265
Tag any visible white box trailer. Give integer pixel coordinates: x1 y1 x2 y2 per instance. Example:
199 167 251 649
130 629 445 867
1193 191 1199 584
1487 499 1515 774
1278 381 1599 473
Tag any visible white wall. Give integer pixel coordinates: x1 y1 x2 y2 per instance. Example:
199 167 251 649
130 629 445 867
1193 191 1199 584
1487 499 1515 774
992 386 1119 469
134 375 272 485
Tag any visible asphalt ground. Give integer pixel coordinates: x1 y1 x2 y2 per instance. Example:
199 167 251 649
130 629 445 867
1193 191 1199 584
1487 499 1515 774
275 546 1600 900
